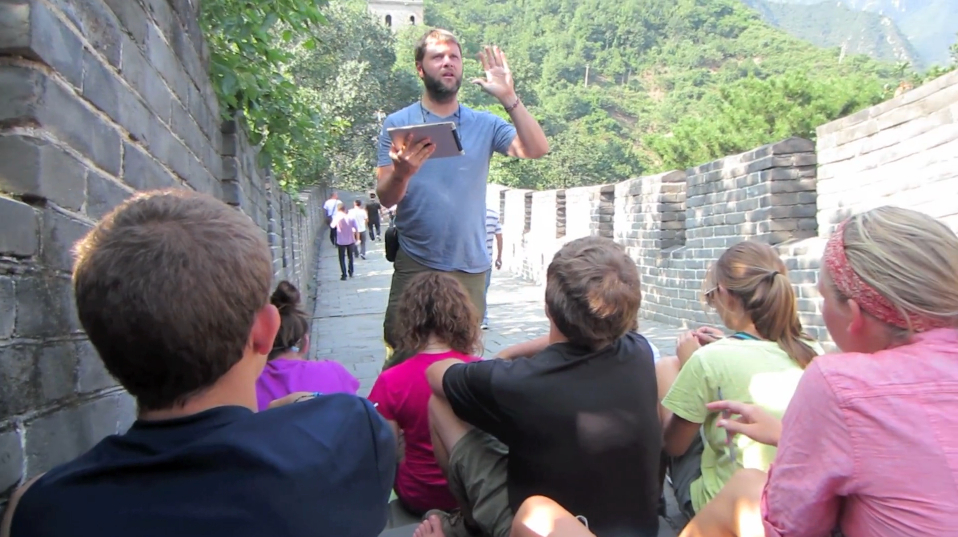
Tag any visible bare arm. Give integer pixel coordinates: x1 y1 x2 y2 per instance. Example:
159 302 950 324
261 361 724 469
503 94 549 159
376 135 435 208
426 358 463 398
497 334 550 360
495 232 503 265
1 475 42 537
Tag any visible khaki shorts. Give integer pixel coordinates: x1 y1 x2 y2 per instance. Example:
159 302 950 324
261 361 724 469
445 429 513 537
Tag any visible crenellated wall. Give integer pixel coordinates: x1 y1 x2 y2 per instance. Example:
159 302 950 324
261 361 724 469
494 68 958 346
0 0 332 512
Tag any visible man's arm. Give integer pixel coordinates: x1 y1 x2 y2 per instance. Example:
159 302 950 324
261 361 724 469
426 358 464 398
472 46 548 160
495 232 503 268
1 475 42 537
497 334 550 360
376 134 435 208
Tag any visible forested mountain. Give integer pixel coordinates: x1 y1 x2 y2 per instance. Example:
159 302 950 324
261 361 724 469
404 0 896 188
741 0 922 67
768 0 958 67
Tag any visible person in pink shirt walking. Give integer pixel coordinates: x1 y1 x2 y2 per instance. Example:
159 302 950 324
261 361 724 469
368 272 483 516
676 206 958 537
332 201 359 280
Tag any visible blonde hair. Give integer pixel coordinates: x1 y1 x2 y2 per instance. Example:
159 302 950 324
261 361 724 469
838 206 958 332
706 241 817 368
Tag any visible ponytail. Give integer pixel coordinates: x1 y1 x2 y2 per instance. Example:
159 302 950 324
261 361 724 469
711 241 817 369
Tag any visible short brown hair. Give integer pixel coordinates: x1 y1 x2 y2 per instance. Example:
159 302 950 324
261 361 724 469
545 237 641 350
72 189 273 411
414 28 462 64
392 272 481 365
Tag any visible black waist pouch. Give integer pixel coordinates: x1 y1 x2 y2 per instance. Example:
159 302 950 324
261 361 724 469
385 225 399 262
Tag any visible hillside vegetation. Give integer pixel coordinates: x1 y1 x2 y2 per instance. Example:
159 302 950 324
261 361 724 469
409 0 895 189
741 0 921 67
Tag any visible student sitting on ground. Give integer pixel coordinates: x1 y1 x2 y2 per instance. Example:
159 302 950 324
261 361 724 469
368 272 483 516
255 280 360 411
421 236 663 537
0 190 395 537
680 206 958 537
656 241 823 517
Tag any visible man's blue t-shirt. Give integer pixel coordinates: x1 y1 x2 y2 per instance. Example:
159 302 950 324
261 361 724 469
12 394 396 537
377 103 517 273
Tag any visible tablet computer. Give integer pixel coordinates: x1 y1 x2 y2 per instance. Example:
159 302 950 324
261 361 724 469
387 122 464 159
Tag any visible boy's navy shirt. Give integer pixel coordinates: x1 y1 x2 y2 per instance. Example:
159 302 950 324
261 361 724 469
12 394 396 537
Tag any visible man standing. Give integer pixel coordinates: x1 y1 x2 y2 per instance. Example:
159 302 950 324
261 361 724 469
366 193 383 241
323 192 339 246
349 200 369 260
481 207 502 330
376 28 548 357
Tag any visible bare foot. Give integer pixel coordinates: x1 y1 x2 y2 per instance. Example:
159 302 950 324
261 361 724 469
413 515 444 537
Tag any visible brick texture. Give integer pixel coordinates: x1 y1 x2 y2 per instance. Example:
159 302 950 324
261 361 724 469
0 0 331 514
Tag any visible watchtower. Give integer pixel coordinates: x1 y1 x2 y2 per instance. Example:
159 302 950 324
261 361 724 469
367 0 424 31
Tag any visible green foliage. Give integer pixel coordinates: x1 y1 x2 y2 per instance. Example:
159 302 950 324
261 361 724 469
646 72 884 170
426 0 898 184
201 0 418 192
201 0 327 182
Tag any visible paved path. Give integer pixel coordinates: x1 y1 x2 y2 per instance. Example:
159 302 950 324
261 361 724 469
309 235 687 536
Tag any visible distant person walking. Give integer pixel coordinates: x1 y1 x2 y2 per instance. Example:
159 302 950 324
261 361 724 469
323 192 339 246
481 207 503 330
349 200 369 260
331 202 358 280
376 28 548 360
367 193 383 241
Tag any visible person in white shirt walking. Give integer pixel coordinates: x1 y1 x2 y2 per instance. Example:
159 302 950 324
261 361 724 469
322 193 340 246
349 200 369 260
482 208 503 329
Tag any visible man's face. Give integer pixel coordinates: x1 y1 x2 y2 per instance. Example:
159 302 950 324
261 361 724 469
418 39 463 102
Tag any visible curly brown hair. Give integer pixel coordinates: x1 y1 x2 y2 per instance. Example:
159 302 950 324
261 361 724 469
392 272 482 365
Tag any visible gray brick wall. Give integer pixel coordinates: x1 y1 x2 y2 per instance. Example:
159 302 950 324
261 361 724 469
0 0 329 513
494 68 956 350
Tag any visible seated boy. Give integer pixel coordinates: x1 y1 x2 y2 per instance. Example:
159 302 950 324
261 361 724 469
424 236 662 537
1 190 396 537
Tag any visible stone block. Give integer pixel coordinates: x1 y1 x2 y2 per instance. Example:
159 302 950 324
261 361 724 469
0 346 36 416
0 196 39 258
0 135 86 211
770 137 815 155
143 0 175 41
75 340 115 393
0 276 14 339
122 142 175 190
86 170 132 220
0 428 23 494
24 393 125 477
37 343 77 402
0 0 84 87
121 39 172 122
0 65 121 176
40 209 91 273
145 23 189 104
14 275 79 338
51 0 122 67
171 101 210 165
103 0 149 47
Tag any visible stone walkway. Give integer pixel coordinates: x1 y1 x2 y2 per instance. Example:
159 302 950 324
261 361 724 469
309 234 686 536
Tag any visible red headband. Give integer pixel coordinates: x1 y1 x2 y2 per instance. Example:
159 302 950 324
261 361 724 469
823 219 948 332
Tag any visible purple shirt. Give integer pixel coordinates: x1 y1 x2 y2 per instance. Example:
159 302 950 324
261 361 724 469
255 359 360 411
332 212 358 246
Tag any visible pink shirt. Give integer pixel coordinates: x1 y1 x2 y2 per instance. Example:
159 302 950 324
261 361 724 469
332 212 357 246
367 350 481 513
762 328 958 537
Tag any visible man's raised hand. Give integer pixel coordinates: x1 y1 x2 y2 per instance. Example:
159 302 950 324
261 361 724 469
472 45 516 102
389 134 435 181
